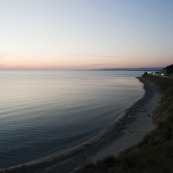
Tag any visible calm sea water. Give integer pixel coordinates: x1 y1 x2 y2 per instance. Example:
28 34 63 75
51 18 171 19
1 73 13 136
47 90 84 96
0 70 145 168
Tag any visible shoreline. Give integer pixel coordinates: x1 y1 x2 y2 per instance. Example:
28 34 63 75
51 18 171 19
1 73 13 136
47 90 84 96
88 76 161 163
0 88 143 171
0 76 161 173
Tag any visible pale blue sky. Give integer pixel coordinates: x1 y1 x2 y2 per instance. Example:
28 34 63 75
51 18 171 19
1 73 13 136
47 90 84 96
0 0 173 68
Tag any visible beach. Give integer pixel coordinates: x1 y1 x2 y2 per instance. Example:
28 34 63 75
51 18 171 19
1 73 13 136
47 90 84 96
88 77 161 162
0 76 161 173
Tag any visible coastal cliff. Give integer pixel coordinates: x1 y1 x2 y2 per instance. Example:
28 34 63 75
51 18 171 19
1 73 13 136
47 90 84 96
76 72 173 173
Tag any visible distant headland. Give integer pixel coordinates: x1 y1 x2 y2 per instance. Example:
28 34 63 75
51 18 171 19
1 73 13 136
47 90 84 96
101 67 163 71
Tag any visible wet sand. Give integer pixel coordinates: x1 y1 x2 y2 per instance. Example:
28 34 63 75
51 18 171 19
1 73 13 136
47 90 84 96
0 77 161 173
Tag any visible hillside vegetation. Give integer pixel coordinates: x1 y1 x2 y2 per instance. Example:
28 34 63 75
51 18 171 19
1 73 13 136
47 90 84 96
76 74 173 173
160 64 173 76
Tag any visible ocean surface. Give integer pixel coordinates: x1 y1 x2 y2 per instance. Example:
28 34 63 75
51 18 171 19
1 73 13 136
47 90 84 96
0 70 145 169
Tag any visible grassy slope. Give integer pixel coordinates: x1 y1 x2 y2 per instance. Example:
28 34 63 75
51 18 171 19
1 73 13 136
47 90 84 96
76 74 173 173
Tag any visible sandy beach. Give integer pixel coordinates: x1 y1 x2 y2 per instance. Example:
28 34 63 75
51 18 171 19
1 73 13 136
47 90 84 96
0 77 161 173
88 77 161 162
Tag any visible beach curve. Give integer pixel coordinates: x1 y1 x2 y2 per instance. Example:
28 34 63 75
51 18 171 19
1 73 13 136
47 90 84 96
0 77 161 173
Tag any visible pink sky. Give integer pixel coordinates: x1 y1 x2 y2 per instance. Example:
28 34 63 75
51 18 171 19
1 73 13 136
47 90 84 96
0 1 173 69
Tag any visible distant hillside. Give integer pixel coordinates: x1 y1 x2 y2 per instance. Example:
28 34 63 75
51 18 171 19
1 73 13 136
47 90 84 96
160 64 173 76
102 67 162 71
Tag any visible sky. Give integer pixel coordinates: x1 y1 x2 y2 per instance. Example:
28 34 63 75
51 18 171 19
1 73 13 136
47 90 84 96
0 0 173 69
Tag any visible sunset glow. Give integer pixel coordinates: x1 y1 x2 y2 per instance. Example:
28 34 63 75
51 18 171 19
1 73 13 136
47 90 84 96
0 0 173 69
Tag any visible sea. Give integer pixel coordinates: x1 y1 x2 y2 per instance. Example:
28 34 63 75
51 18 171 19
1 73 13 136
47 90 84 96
0 70 145 169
